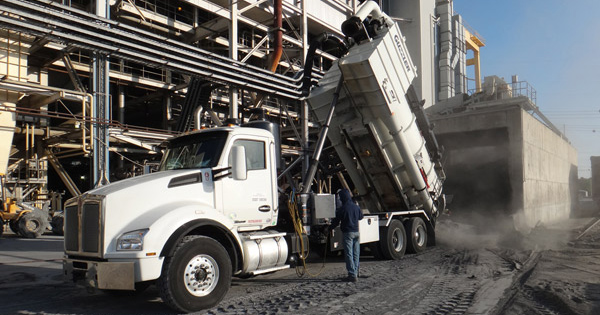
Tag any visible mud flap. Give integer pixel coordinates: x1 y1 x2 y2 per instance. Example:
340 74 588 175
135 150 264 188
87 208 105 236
426 221 436 247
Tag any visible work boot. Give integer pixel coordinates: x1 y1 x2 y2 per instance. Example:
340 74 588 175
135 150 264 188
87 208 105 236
342 275 357 282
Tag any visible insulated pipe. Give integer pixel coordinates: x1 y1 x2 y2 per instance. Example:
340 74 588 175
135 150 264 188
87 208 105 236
270 0 283 73
341 0 395 38
250 0 283 110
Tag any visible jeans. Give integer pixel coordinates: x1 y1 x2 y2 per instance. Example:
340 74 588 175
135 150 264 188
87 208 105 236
343 231 360 277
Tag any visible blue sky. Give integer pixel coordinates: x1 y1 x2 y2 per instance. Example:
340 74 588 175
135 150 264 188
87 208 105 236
453 0 600 178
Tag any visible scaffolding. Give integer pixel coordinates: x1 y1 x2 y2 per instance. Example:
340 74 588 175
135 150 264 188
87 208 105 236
0 0 359 201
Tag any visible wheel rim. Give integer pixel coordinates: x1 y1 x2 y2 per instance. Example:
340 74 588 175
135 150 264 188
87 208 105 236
184 254 219 297
26 219 40 231
415 224 426 247
392 228 404 252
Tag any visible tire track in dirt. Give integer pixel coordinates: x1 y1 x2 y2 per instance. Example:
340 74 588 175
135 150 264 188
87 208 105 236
202 248 446 314
201 245 522 315
411 249 494 315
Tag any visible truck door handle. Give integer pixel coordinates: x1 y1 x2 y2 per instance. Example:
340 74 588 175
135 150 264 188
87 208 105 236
258 205 271 212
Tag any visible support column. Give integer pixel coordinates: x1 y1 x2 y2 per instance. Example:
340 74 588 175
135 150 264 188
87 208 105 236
117 86 125 170
229 0 239 123
301 0 310 177
92 0 110 187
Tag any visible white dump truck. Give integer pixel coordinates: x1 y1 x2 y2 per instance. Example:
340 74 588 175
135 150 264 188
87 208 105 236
63 2 446 312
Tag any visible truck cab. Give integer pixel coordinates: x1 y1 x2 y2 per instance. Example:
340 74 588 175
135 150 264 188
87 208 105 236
64 125 289 312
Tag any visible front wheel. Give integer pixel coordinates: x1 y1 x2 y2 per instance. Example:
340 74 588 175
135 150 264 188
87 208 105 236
158 235 232 313
406 217 428 254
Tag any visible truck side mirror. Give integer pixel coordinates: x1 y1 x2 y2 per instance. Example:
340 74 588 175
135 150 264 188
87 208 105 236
231 146 247 180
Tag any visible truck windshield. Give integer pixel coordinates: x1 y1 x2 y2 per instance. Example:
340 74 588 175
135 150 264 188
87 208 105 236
159 131 228 170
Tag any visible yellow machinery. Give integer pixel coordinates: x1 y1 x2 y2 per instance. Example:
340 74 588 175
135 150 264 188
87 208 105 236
0 173 48 238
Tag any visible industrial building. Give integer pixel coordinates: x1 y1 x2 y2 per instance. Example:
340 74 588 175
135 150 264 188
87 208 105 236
0 0 576 233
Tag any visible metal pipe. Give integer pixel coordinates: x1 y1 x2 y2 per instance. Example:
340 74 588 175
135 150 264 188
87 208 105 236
269 0 283 73
229 0 239 123
193 105 204 130
277 155 303 181
0 1 303 99
385 119 437 219
41 0 299 85
119 15 182 36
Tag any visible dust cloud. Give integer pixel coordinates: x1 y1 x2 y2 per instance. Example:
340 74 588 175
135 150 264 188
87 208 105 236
435 209 571 252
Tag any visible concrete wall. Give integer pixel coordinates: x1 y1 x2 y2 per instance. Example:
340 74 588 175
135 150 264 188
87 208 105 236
430 106 577 230
519 110 577 227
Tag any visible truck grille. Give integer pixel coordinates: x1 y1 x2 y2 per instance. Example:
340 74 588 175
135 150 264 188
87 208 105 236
64 197 103 257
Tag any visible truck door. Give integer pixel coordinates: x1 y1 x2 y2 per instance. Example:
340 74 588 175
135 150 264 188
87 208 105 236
220 137 275 231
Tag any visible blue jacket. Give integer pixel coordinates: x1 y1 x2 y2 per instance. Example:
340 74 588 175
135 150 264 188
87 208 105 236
331 189 363 233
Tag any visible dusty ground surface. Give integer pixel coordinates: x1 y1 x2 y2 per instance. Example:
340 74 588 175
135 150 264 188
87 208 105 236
1 209 600 315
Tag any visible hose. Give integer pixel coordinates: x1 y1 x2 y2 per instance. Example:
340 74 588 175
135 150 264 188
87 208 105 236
287 191 328 277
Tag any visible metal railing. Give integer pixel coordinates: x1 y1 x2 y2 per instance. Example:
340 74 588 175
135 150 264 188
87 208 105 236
468 80 537 105
510 80 537 105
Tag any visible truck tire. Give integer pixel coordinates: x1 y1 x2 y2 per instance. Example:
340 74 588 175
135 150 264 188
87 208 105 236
0 219 4 238
406 217 427 253
17 211 48 238
380 219 406 260
158 235 232 312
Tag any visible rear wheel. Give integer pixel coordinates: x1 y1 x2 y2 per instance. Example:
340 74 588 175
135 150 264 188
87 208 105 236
0 219 4 238
406 217 428 253
18 211 48 238
158 235 232 313
380 219 406 260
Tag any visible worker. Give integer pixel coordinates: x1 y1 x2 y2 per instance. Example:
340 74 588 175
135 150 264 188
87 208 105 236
330 188 364 282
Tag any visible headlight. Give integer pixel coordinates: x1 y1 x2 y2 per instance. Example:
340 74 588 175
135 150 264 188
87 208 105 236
116 229 149 251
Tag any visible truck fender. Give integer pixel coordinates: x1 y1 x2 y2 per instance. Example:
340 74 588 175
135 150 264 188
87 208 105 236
159 219 243 272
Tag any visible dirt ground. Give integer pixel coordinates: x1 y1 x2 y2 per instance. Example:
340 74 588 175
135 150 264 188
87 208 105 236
1 208 600 315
